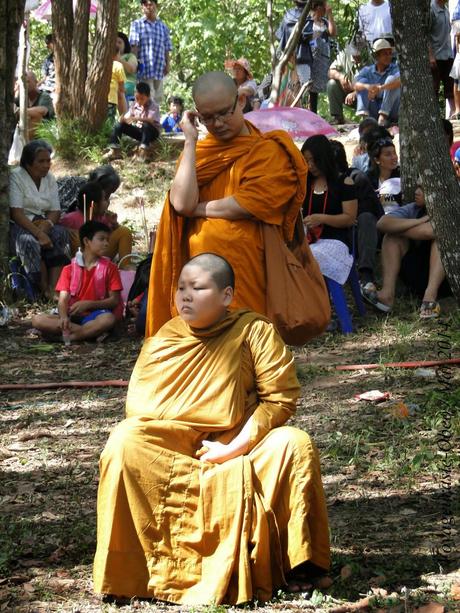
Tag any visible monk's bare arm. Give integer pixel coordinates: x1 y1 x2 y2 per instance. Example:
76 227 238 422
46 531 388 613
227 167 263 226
197 417 254 464
192 196 253 220
169 112 200 215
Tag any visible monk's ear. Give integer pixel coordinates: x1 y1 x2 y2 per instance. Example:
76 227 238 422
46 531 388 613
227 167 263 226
222 286 233 306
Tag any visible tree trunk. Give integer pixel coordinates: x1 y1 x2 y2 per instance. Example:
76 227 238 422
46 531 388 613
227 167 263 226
0 0 25 262
69 0 90 117
392 0 460 302
266 0 276 71
269 0 312 106
82 0 119 131
17 15 29 147
52 0 74 118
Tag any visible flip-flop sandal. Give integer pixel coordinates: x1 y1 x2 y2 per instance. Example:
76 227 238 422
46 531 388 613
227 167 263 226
420 300 441 319
361 286 392 313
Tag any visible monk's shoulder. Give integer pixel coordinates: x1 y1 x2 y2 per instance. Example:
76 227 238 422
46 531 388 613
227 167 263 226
244 314 284 348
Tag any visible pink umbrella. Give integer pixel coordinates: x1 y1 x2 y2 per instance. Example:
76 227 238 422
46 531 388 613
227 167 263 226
32 0 98 21
244 107 338 140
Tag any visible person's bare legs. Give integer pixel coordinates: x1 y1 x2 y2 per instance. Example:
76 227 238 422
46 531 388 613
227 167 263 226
454 84 460 115
39 260 49 297
48 265 64 298
377 234 410 308
71 312 116 341
31 313 63 337
422 241 446 303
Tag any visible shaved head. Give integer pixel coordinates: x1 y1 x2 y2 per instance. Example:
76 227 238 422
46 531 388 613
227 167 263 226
183 253 235 290
192 71 237 102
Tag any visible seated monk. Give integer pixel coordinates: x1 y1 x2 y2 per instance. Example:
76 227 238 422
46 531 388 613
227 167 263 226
146 71 308 337
93 253 330 605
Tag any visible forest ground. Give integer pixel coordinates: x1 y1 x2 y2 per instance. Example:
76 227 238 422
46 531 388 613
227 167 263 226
0 130 459 613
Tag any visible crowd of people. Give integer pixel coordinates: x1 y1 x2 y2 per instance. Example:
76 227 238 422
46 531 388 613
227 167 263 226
5 0 456 607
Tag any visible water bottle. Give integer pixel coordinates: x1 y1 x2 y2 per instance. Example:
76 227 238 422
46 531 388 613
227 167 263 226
62 329 71 346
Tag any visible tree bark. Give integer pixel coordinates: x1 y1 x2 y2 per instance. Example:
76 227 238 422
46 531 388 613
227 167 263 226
51 0 74 118
392 0 460 302
266 0 276 71
0 0 25 262
82 0 119 131
69 0 90 117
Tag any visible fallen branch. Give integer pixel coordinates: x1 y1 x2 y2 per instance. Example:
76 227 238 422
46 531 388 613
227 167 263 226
0 379 129 391
1 358 458 392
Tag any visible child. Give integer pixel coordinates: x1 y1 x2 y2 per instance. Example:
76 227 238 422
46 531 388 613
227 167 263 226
60 181 133 268
32 221 123 342
161 96 184 133
106 81 161 161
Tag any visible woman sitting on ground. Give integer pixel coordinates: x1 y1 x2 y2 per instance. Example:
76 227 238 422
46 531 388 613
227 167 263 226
60 181 133 268
301 135 357 286
366 136 401 215
57 165 133 268
9 139 70 298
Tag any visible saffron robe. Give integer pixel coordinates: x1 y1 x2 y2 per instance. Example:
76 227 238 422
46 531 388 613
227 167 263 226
145 122 308 337
93 310 330 604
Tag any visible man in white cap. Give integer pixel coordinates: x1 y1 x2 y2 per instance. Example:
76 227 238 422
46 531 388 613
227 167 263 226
353 38 401 126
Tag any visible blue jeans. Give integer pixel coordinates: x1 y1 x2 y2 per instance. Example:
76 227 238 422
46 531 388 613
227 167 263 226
356 74 401 122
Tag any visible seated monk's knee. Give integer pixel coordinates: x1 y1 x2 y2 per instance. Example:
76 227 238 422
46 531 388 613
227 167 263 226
261 426 315 457
101 417 146 465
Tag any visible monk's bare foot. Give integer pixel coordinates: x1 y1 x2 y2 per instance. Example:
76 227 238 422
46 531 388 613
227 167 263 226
285 572 313 593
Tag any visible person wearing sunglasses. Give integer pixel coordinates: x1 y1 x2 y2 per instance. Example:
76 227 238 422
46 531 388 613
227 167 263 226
144 71 308 336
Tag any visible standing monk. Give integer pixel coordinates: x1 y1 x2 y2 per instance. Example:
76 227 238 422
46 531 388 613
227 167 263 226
146 71 308 337
93 253 330 604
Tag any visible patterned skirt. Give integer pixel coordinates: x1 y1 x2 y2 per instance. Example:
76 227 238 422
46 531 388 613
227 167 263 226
9 219 71 285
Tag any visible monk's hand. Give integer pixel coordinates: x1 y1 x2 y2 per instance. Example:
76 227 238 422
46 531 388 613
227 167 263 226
303 214 324 228
180 111 199 141
196 440 234 464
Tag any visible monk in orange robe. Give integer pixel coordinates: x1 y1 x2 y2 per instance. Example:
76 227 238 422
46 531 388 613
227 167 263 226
145 71 308 337
94 254 330 605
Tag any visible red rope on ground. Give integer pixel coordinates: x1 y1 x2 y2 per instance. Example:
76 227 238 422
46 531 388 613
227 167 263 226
334 358 460 371
1 359 458 391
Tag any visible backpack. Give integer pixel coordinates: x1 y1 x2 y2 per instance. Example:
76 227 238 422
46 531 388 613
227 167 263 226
126 254 153 309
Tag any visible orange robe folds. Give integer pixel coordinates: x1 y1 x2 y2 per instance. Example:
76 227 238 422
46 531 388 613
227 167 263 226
145 122 308 337
93 310 330 604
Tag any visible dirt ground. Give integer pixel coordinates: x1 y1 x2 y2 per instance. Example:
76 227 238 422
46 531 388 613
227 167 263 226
0 133 459 612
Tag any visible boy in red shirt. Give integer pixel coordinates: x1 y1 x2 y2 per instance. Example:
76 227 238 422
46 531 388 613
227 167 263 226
32 221 123 342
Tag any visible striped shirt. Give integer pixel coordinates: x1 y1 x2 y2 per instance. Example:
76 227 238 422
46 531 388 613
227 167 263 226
129 17 172 80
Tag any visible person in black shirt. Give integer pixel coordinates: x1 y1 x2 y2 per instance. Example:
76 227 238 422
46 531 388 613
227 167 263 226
301 135 357 285
330 139 384 298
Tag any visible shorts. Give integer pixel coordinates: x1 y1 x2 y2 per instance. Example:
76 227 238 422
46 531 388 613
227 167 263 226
71 309 112 325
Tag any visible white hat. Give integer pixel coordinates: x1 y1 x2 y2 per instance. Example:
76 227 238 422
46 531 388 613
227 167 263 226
372 38 394 53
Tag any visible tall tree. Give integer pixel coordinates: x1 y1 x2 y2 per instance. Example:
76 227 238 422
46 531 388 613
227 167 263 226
82 0 119 131
0 0 25 261
52 0 118 131
391 0 460 302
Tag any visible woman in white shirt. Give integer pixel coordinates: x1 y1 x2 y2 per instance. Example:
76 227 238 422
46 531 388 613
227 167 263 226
9 140 70 298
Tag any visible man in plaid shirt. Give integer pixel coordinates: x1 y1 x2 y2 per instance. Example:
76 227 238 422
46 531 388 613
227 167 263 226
129 0 172 104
